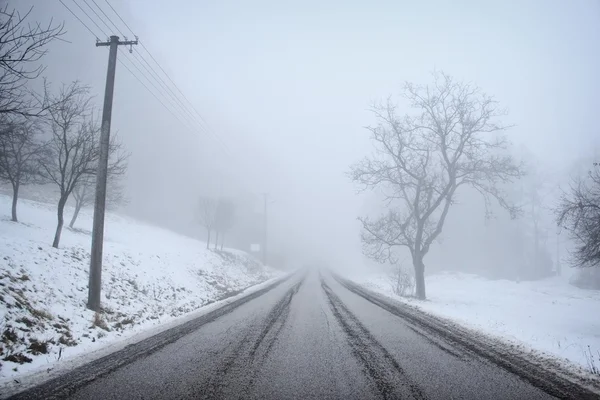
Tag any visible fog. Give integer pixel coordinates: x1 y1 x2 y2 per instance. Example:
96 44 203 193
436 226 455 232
20 0 600 273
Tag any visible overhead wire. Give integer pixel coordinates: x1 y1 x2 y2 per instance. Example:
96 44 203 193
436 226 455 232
61 0 260 194
70 0 110 39
129 49 208 133
58 0 99 39
90 0 126 37
102 0 136 36
81 0 113 35
116 47 199 134
60 0 200 138
81 0 202 133
115 57 196 135
87 0 230 154
101 0 229 153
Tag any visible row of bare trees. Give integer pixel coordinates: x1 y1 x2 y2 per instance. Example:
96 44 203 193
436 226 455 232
0 5 128 248
0 82 128 247
198 197 235 250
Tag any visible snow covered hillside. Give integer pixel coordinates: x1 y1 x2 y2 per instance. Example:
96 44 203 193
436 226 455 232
355 271 600 374
0 195 281 380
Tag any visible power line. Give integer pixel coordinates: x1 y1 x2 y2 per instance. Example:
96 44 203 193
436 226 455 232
63 0 241 168
101 1 227 150
60 0 261 198
82 0 113 34
117 48 199 135
139 40 217 135
90 0 126 37
71 0 109 38
60 1 202 138
59 0 99 39
103 0 136 36
81 0 224 148
139 40 232 153
129 49 206 132
117 57 197 137
76 1 195 128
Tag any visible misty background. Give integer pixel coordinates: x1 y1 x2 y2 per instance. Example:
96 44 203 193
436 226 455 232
13 0 600 276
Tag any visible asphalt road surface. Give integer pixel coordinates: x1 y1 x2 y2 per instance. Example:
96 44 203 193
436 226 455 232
9 270 587 400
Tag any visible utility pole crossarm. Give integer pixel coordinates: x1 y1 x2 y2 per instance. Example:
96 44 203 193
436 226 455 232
96 38 138 47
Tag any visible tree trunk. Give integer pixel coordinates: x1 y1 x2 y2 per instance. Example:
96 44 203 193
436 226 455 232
69 199 82 229
53 196 67 248
11 182 19 222
413 254 426 300
206 229 211 249
214 231 219 250
220 233 224 251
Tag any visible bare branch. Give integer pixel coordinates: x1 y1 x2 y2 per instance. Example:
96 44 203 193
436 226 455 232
0 5 65 117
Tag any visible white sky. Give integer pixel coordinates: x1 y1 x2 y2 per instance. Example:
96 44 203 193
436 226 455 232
20 0 600 268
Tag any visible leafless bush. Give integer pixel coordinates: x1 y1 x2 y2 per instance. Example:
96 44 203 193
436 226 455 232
584 345 600 375
92 312 109 331
389 264 415 297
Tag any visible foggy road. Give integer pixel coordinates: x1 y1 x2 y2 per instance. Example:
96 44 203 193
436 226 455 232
8 271 592 400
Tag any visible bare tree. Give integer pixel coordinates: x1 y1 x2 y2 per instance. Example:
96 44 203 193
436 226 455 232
69 135 129 229
556 166 600 268
0 5 64 117
0 116 46 221
69 175 127 229
214 198 235 251
349 72 522 299
40 82 126 248
198 197 217 249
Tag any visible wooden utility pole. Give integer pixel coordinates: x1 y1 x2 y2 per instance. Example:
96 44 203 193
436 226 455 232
88 35 137 311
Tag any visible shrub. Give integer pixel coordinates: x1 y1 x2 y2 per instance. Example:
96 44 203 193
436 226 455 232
389 264 415 297
92 312 109 331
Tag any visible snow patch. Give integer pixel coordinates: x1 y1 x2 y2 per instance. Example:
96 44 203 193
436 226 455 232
354 270 600 374
0 194 281 380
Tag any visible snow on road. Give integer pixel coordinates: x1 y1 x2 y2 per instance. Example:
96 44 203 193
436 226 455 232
354 270 600 373
0 194 281 381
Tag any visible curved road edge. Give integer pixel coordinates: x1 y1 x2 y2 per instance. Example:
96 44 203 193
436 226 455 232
2 271 299 400
332 273 600 400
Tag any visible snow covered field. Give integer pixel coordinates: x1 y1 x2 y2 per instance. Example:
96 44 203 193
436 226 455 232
355 270 600 374
0 194 281 380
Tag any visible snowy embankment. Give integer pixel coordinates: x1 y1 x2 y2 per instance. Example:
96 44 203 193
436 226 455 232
0 195 281 380
354 271 600 374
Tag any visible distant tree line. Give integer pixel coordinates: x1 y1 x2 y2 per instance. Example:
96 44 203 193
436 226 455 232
198 196 235 251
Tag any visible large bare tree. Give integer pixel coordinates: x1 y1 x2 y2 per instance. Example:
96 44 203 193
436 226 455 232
350 72 522 299
40 82 126 248
0 116 46 221
0 4 64 117
556 166 600 269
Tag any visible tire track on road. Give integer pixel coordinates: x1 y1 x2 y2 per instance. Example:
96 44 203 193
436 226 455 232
335 274 600 400
6 275 294 400
321 278 427 400
197 276 305 399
